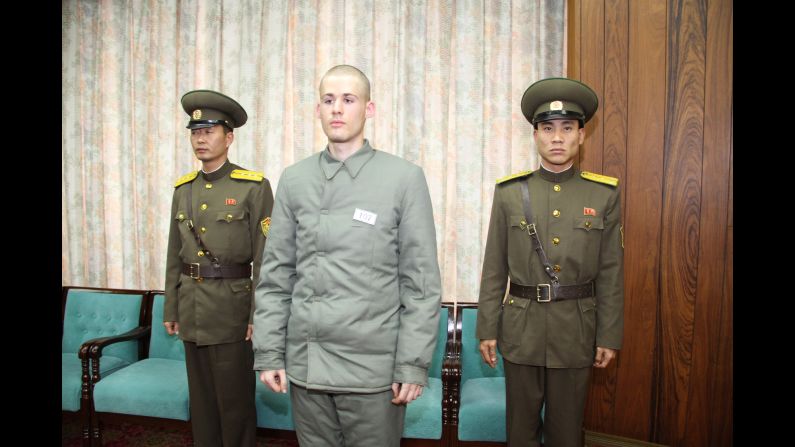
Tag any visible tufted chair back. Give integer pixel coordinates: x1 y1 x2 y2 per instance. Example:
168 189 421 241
61 287 146 414
62 289 145 363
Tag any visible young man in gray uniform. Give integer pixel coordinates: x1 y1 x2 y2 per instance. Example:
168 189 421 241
253 65 442 447
477 78 624 447
164 90 274 446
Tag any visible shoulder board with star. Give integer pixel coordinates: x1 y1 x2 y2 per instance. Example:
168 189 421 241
230 169 265 182
496 170 533 184
581 171 619 187
174 171 199 187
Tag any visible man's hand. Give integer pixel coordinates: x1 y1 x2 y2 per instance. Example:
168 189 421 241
391 383 423 405
479 339 498 368
245 324 254 341
260 369 288 393
593 347 617 368
164 321 180 336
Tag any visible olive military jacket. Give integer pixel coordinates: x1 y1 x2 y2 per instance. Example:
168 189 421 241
252 141 442 393
476 167 624 368
164 160 274 346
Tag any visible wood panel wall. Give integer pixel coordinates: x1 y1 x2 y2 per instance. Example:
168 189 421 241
567 0 732 445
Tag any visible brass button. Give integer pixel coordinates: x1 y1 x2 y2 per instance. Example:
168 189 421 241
226 214 233 222
553 264 561 272
205 183 213 189
552 209 561 218
197 251 205 257
585 221 592 228
200 203 208 211
178 213 185 221
200 227 206 233
552 237 560 245
553 184 561 192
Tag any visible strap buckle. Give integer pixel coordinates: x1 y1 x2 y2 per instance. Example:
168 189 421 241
537 283 552 302
519 220 538 237
188 263 202 280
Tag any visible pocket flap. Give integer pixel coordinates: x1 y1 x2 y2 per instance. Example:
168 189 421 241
505 295 530 309
578 297 597 312
574 217 604 231
216 210 247 223
510 215 528 228
229 278 252 293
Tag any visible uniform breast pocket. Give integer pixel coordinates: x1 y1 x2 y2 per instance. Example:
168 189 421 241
577 297 597 357
349 218 377 262
572 216 604 257
228 278 253 321
215 210 250 252
174 210 190 234
499 296 529 346
507 215 532 265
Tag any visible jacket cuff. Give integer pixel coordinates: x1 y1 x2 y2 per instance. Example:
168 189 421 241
393 364 429 386
253 353 285 372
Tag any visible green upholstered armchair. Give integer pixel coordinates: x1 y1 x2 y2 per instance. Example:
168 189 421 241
451 305 545 445
61 286 148 446
402 304 454 444
88 292 189 445
456 306 507 443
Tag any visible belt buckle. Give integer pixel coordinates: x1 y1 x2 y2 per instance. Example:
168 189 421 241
188 263 202 280
537 283 552 302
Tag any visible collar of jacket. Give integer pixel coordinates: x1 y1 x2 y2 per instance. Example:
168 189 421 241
320 140 376 180
201 159 233 182
537 165 576 183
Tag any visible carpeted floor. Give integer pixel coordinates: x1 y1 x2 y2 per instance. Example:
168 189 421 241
62 417 299 447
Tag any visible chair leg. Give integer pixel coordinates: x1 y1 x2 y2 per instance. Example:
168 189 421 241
79 347 92 446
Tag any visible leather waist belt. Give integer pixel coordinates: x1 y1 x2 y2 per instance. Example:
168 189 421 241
509 281 595 302
182 263 252 280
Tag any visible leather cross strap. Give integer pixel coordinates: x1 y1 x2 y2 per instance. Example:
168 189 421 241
182 263 252 279
519 180 560 283
185 179 222 267
509 281 595 302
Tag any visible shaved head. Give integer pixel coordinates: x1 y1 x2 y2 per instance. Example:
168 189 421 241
319 65 371 101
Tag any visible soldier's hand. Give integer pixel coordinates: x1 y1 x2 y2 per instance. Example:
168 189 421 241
593 347 617 368
479 339 498 368
164 321 180 336
245 324 254 341
391 383 423 405
261 369 288 393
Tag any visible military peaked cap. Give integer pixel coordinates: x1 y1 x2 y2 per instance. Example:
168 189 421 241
521 77 598 126
181 89 248 130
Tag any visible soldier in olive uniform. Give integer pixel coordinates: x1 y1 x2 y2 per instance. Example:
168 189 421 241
476 78 624 447
164 90 274 447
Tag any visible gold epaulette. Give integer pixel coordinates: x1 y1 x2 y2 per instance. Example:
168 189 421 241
581 171 619 187
230 169 264 182
174 171 199 187
496 170 533 184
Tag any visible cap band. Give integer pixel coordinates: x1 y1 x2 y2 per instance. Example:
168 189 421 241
531 109 585 124
186 119 232 129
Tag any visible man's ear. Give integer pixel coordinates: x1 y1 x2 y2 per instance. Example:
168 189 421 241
226 130 235 147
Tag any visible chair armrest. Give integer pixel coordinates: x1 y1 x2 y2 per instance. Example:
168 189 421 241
85 326 151 383
87 325 151 358
442 336 462 426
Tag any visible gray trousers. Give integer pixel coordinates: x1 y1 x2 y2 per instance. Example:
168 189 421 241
183 340 257 447
290 382 406 447
504 360 591 447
